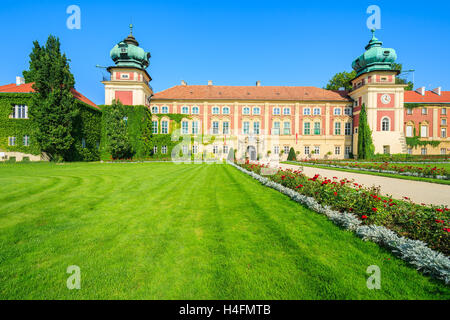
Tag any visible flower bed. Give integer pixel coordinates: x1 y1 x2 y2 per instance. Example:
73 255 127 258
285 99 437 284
231 161 450 284
296 160 449 180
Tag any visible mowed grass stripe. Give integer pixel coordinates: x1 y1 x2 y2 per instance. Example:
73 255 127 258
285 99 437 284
0 163 448 299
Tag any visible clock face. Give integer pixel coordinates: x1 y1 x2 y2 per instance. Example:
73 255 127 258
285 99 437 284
381 94 391 104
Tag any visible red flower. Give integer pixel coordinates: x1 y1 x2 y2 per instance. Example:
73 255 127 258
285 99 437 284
372 207 378 212
281 175 286 180
333 192 337 196
362 215 368 219
296 184 303 189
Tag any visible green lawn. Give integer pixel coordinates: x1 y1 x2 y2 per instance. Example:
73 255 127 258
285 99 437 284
283 161 450 185
0 162 448 299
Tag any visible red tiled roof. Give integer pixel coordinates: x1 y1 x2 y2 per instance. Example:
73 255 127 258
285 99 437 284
152 85 351 102
404 90 450 104
0 82 99 109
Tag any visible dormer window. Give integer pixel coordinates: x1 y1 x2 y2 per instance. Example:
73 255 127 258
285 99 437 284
121 74 129 79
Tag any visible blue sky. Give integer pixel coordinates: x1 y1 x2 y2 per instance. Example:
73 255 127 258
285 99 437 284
1 0 449 105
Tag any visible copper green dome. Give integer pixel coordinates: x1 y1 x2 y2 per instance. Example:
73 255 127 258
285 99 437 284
110 25 150 70
352 30 397 76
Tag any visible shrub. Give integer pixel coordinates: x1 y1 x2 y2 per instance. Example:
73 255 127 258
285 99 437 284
287 147 296 161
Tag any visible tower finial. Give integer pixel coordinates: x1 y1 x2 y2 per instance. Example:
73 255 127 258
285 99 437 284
129 23 133 35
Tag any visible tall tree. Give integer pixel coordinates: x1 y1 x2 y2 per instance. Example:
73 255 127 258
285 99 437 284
24 35 78 161
357 103 375 159
287 147 296 161
105 100 134 160
324 70 356 91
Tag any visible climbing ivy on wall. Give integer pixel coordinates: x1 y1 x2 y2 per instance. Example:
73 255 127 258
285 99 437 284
0 93 39 155
0 92 102 160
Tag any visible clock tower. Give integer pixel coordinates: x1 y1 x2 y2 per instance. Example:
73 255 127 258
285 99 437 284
349 30 408 155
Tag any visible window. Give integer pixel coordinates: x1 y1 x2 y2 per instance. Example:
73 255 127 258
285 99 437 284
381 117 390 131
345 123 352 135
314 122 321 135
212 107 220 114
283 107 291 115
355 128 358 134
420 125 428 137
344 108 352 116
161 106 169 114
192 121 199 134
284 146 290 154
335 146 341 155
272 122 280 135
304 146 310 155
345 146 351 156
192 145 198 154
313 108 321 115
441 118 447 125
243 107 250 115
161 145 167 154
253 107 261 115
334 122 341 135
223 145 229 155
151 106 158 113
82 138 86 148
421 108 427 115
153 146 158 154
152 121 158 134
406 125 413 137
23 135 30 146
314 146 320 155
303 107 311 115
304 122 310 135
273 107 280 115
442 108 447 115
421 147 427 155
407 108 413 115
223 122 229 135
212 121 219 134
408 148 413 155
182 121 189 134
383 145 390 155
222 107 230 115
181 106 189 114
441 148 447 155
273 145 279 154
441 128 447 138
334 108 341 116
13 105 28 119
120 73 129 79
283 122 290 135
161 121 168 134
212 145 219 154
192 106 199 114
253 122 260 135
182 145 188 155
243 121 250 134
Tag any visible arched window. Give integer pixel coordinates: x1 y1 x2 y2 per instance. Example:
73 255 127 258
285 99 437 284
381 117 390 131
161 106 169 114
243 107 250 115
192 106 199 114
181 106 189 114
151 106 158 114
222 107 230 114
212 107 220 114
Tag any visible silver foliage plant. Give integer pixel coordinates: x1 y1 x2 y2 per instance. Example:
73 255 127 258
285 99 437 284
229 162 450 285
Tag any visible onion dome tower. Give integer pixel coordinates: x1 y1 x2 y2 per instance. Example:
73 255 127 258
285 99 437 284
102 25 153 106
348 29 407 156
352 29 397 77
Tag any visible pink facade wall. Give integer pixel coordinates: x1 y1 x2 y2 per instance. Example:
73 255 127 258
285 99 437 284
376 110 395 131
115 91 133 105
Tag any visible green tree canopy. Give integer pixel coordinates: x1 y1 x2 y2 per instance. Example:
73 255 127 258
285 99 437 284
325 63 413 91
287 147 296 161
24 35 78 162
357 103 375 159
105 100 134 160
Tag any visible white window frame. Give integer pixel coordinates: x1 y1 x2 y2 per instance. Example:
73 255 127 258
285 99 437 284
8 136 15 146
381 117 390 132
283 146 290 154
243 121 250 134
420 125 428 138
191 106 199 114
152 121 158 134
303 107 311 115
334 108 341 116
335 146 341 155
253 122 260 135
243 107 250 115
23 135 30 146
344 107 352 116
212 107 220 115
192 121 199 134
161 145 167 154
283 107 291 115
222 107 230 115
304 146 310 155
223 122 229 135
151 106 159 114
253 107 260 115
313 108 321 115
345 122 352 135
406 125 413 137
272 122 280 135
161 106 169 114
283 122 291 135
161 121 168 134
181 106 189 114
212 121 219 135
273 107 280 115
182 121 189 134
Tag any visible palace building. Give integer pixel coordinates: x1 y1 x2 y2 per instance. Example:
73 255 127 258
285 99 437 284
1 28 448 161
102 28 449 160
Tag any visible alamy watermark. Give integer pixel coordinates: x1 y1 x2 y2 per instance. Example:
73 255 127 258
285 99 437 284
366 5 381 30
366 265 381 290
66 5 81 30
67 265 81 290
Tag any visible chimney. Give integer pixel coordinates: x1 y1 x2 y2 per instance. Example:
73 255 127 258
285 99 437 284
256 80 261 87
181 80 187 86
16 76 25 86
208 80 213 86
432 87 442 96
415 86 426 96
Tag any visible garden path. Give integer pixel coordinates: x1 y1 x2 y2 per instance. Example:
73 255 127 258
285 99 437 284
276 163 450 206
